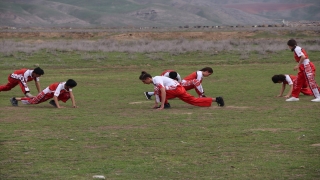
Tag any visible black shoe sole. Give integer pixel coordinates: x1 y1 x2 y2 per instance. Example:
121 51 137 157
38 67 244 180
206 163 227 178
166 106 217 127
10 98 18 106
216 97 224 107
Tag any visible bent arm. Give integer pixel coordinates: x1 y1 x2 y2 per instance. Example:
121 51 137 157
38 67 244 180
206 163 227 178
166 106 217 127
35 80 41 93
53 96 62 108
285 84 293 98
158 87 166 109
278 84 286 97
69 91 77 108
294 55 306 71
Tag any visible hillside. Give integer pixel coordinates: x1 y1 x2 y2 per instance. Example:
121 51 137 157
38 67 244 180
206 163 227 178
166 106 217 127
0 0 319 27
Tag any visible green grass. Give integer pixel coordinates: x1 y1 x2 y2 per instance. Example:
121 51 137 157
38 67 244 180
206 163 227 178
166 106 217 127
0 50 320 179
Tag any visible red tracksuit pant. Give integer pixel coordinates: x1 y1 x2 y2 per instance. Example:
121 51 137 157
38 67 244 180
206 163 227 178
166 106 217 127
181 79 203 96
0 75 29 94
21 92 70 104
300 87 313 96
160 85 212 107
292 61 320 98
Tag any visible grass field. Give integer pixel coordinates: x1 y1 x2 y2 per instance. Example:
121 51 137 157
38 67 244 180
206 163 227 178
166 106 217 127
0 47 320 179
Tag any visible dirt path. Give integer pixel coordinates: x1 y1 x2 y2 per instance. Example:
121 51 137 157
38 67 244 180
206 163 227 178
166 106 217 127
0 28 318 40
0 30 256 40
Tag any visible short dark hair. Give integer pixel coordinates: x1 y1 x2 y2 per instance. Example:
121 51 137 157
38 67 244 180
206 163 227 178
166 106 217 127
287 39 297 47
139 71 152 80
272 74 286 83
199 67 213 73
66 79 77 87
33 67 44 75
168 71 178 79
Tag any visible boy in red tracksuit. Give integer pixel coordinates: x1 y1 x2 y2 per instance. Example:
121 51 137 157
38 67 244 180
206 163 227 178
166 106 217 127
139 71 224 109
10 79 77 108
144 70 182 100
0 67 44 97
181 67 213 98
272 74 313 98
286 39 320 102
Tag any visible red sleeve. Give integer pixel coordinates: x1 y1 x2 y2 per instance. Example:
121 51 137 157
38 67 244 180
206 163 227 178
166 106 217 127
183 72 196 80
49 82 59 91
13 69 27 75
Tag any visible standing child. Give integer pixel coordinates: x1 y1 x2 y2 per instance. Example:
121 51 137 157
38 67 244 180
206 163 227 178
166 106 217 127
286 39 320 102
144 70 182 100
139 71 224 110
272 74 313 98
181 67 213 98
10 79 77 108
0 67 44 97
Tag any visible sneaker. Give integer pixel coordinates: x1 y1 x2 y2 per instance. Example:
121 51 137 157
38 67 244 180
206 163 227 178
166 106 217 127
10 97 18 106
311 98 320 102
158 103 171 109
216 96 224 107
144 92 152 100
286 97 299 102
49 100 57 107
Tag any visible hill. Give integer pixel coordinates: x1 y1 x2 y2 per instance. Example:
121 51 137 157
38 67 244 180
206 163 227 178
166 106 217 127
0 0 319 27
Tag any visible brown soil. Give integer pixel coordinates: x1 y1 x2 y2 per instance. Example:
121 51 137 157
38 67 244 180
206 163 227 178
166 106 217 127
111 31 256 41
0 31 257 40
0 28 317 41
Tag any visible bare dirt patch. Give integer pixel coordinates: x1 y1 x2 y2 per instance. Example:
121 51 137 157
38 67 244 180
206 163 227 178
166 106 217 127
111 31 256 41
0 31 100 39
311 143 320 147
0 31 257 40
95 125 148 130
209 105 249 109
129 101 152 104
250 128 305 133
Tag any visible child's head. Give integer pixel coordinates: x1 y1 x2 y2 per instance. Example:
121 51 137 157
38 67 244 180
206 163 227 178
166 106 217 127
287 39 297 51
66 79 77 88
272 74 286 83
139 71 152 84
32 67 44 77
200 67 213 77
168 71 178 80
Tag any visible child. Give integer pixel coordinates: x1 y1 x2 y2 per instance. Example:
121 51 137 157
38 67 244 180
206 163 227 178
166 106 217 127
144 70 182 100
10 79 77 108
181 67 213 98
286 39 320 102
272 74 313 98
0 67 44 97
139 71 224 110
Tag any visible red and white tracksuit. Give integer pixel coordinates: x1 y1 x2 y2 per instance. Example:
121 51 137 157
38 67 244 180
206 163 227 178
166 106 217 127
20 82 72 105
153 76 212 107
147 70 182 96
291 46 320 98
0 69 39 94
181 71 204 97
284 74 312 96
160 70 182 83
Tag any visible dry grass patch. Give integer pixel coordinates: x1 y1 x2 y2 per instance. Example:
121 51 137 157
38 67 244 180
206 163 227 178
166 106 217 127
249 128 305 133
311 143 320 147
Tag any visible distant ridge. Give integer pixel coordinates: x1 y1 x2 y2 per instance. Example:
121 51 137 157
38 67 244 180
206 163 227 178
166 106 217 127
0 0 319 27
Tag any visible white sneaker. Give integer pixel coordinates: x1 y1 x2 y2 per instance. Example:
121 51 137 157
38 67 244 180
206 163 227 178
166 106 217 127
286 97 299 102
311 98 320 102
